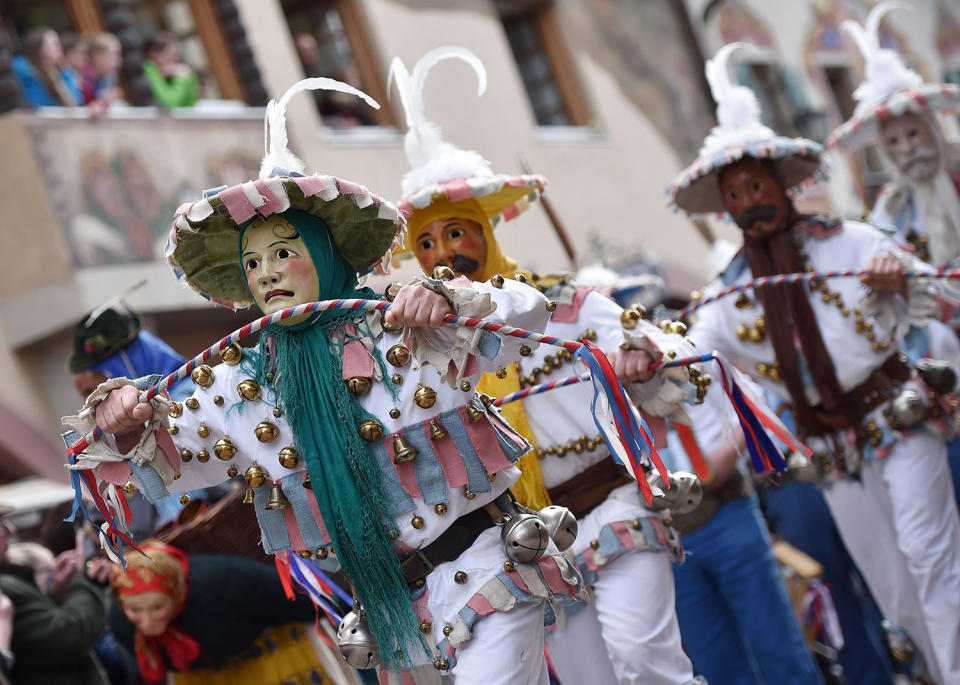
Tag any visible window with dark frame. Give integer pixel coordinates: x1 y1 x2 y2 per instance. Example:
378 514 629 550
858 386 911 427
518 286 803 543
280 0 391 128
496 0 588 127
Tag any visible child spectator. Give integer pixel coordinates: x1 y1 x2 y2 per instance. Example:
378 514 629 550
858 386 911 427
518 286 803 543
143 32 198 108
81 34 122 107
13 27 82 107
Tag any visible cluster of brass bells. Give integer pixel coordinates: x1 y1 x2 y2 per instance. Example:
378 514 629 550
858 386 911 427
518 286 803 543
386 344 411 367
255 421 279 443
518 348 575 388
264 482 290 510
735 316 766 344
237 379 261 401
577 329 599 342
278 446 300 469
656 320 687 336
414 385 437 408
191 364 214 388
214 437 237 460
535 434 602 458
392 434 419 464
687 365 712 404
221 343 243 366
620 304 646 329
755 361 782 383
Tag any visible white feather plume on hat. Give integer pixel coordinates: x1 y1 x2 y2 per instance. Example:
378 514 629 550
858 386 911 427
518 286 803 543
842 1 922 114
699 43 775 156
259 77 380 179
388 47 491 197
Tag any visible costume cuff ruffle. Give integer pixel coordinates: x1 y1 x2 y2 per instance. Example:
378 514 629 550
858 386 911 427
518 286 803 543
406 276 500 387
621 331 692 423
62 377 177 484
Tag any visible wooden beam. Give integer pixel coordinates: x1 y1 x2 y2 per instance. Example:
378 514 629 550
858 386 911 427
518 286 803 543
186 0 246 101
67 0 106 34
334 0 393 127
535 4 590 126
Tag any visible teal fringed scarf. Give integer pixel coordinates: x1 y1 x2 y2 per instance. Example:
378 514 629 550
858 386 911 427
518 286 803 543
240 210 427 671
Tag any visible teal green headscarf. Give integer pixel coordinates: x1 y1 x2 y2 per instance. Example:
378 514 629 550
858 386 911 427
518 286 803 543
240 209 427 670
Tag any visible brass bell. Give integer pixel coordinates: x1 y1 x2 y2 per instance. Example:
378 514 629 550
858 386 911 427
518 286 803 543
736 324 749 340
169 402 182 418
197 424 210 438
214 437 238 460
358 419 383 442
545 300 557 312
382 317 403 333
191 364 214 388
123 482 138 495
620 307 642 329
221 343 243 366
185 398 199 410
197 449 210 463
237 380 261 401
392 434 419 464
429 420 448 441
386 344 411 367
278 446 300 469
514 273 528 284
755 316 767 333
303 473 311 489
242 488 255 504
255 421 279 443
244 464 268 488
227 466 238 478
264 482 290 510
433 265 455 281
479 393 495 408
490 273 505 288
347 377 371 396
519 345 533 356
414 385 437 409
466 404 484 423
495 366 508 379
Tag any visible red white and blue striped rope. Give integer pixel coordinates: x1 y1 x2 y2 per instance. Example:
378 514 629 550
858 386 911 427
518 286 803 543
675 267 960 320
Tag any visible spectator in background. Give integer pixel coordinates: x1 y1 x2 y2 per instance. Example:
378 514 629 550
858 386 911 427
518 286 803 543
81 34 122 107
0 514 108 684
143 32 198 108
13 27 82 107
61 33 88 98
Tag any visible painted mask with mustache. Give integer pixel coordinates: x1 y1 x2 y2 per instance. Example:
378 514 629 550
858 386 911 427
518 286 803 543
880 111 942 184
414 217 488 279
718 157 789 240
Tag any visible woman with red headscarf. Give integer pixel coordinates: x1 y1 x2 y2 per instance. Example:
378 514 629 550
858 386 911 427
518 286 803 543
108 541 358 685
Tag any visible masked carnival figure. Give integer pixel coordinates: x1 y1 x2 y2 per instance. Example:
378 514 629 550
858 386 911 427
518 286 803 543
673 43 960 684
62 79 589 684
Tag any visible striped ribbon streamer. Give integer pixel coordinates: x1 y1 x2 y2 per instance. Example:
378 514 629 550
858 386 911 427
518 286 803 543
676 267 960 320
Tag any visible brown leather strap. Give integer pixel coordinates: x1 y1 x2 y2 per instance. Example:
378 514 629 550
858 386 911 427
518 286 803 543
806 355 911 434
547 457 634 519
399 507 496 589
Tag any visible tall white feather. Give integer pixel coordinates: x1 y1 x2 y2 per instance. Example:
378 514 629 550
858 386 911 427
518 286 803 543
388 47 494 197
259 77 380 180
842 1 922 113
699 43 775 156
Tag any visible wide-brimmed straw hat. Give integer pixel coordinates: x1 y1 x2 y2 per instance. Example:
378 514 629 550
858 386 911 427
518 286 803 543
668 43 825 216
389 47 545 249
827 1 960 150
164 78 405 309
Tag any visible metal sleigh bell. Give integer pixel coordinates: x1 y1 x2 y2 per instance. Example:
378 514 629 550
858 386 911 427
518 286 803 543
500 511 550 563
889 389 927 428
337 606 381 670
536 505 578 552
647 470 703 515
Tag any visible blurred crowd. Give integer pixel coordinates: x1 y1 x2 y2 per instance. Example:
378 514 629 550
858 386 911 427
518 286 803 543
11 26 198 112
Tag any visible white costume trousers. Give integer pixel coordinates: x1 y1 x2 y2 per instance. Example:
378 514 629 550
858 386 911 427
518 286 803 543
823 432 960 684
547 550 693 684
443 599 548 684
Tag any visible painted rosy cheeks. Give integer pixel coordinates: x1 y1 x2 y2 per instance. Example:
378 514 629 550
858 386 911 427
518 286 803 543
242 215 320 314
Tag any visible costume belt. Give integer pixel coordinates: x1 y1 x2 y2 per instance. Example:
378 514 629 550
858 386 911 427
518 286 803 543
671 470 753 537
399 504 502 590
547 457 634 519
806 355 911 434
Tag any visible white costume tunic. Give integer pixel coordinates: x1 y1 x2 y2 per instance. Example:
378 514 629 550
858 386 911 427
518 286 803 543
515 285 700 685
72 278 586 685
688 218 960 684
